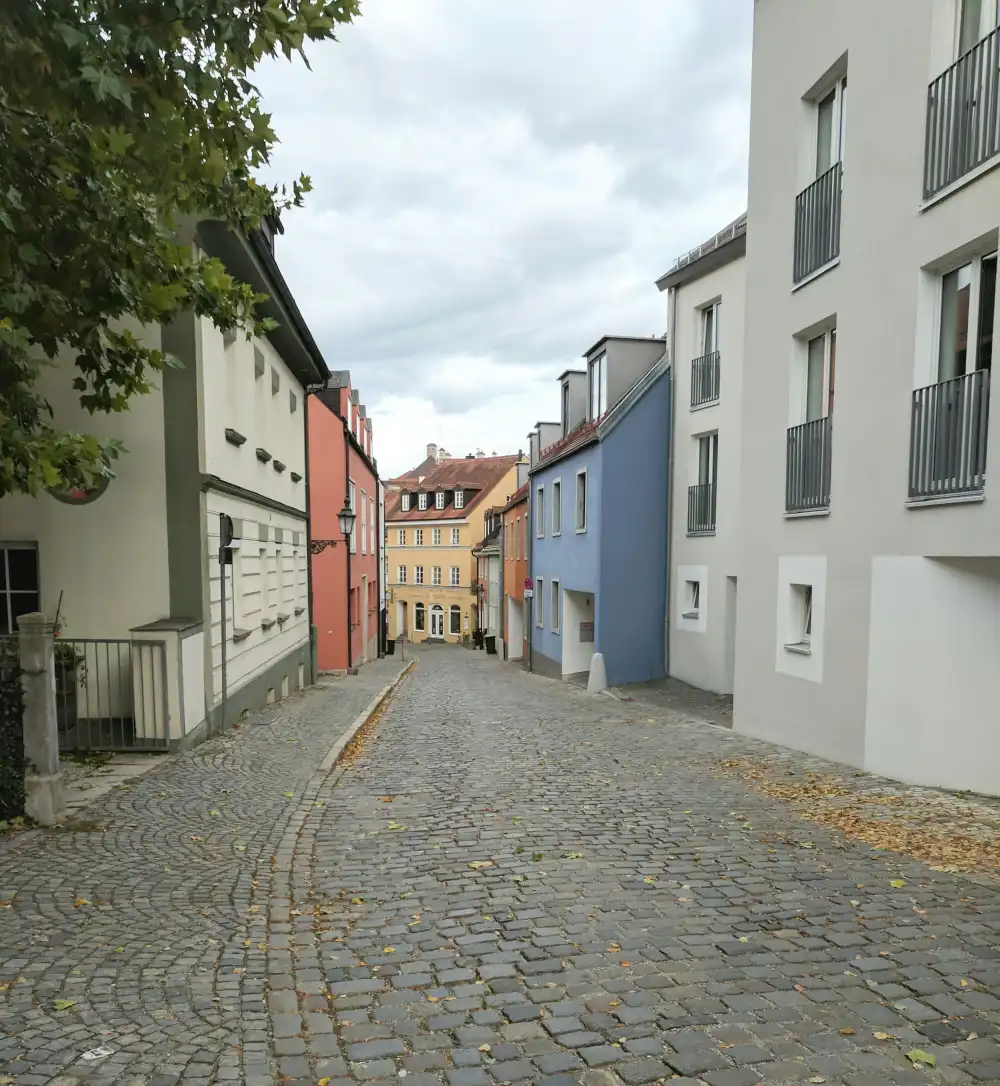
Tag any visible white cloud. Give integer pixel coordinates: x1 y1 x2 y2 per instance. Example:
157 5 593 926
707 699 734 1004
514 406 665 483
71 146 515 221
255 0 752 475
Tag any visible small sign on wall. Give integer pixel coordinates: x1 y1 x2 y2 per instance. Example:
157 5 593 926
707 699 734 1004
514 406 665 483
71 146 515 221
580 621 594 642
524 588 533 598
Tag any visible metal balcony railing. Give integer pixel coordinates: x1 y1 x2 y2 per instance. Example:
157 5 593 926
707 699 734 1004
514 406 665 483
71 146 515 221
908 369 990 501
793 162 842 284
691 352 721 407
786 416 832 513
925 25 1000 199
687 483 716 534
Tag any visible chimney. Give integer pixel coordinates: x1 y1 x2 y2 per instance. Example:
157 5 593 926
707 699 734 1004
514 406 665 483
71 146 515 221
426 442 438 461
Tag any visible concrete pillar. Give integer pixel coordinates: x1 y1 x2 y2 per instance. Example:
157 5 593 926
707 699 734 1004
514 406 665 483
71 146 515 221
18 613 66 825
587 652 608 694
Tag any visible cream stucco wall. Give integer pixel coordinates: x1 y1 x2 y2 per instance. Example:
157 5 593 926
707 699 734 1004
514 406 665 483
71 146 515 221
735 0 1000 781
668 253 745 694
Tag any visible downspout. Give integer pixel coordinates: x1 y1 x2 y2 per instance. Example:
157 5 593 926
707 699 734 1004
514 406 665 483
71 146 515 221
343 420 353 671
304 387 318 685
526 491 533 673
665 287 678 679
376 472 384 657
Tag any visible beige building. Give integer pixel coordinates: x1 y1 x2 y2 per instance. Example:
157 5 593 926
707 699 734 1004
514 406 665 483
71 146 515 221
735 0 1000 793
384 446 522 644
658 214 746 695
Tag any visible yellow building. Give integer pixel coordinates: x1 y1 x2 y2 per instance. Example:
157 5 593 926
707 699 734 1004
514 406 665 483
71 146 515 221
385 446 523 643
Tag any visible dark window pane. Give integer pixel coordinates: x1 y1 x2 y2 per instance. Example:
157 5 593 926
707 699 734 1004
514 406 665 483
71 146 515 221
7 548 39 592
0 604 8 635
978 255 996 372
10 592 40 626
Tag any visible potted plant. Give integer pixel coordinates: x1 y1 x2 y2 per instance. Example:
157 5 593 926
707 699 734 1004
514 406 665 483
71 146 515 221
53 618 86 744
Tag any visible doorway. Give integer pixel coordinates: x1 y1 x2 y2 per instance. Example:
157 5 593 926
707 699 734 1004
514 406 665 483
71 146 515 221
430 604 444 639
507 597 524 660
396 600 407 640
723 576 738 694
361 575 369 662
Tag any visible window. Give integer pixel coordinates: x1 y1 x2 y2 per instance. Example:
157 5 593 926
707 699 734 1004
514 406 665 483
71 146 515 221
414 565 424 585
415 528 424 546
435 491 445 509
535 486 545 538
521 517 526 558
575 471 587 532
401 494 410 512
414 603 426 632
702 301 721 355
360 489 367 555
397 565 407 584
369 498 375 554
551 580 560 634
450 605 462 635
562 382 570 436
938 253 996 380
682 580 701 620
418 492 428 511
397 529 406 547
786 584 814 654
959 0 1000 55
454 490 464 508
815 75 847 176
698 434 719 487
432 528 441 546
349 480 357 553
0 545 40 635
589 352 608 419
451 527 461 545
450 566 460 586
552 479 562 535
433 566 442 585
535 577 544 627
801 328 837 422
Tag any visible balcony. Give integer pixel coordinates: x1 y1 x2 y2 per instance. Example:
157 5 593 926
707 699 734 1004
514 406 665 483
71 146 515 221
687 483 716 535
691 351 721 407
924 25 1000 200
908 370 990 501
786 416 832 513
793 162 842 284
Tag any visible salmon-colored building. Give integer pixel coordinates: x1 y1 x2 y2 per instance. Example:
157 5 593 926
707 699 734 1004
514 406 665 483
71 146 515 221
309 371 380 671
501 476 529 662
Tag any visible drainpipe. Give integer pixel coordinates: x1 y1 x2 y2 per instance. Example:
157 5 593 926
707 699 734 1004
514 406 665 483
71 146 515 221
665 288 678 678
526 492 533 673
376 473 384 658
304 386 318 684
343 421 353 671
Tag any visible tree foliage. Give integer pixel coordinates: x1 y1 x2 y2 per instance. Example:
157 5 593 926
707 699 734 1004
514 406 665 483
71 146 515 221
0 0 358 497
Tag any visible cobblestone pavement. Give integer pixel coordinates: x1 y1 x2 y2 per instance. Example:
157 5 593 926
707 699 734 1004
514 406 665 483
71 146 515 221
4 649 1000 1086
611 677 733 730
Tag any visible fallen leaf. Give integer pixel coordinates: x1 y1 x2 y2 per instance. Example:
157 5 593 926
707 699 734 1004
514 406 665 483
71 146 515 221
738 936 749 943
478 1044 491 1052
53 999 76 1010
620 961 632 968
643 876 657 884
427 996 440 1003
794 984 806 993
907 1049 936 1067
468 861 493 870
960 979 969 987
532 853 544 862
850 900 861 907
839 1027 856 1036
383 947 396 954
351 897 365 905
283 792 294 798
318 1078 332 1085
209 809 220 817
808 1077 827 1083
873 1032 894 1041
608 1000 621 1008
565 852 584 860
73 897 91 907
379 796 394 803
890 879 907 889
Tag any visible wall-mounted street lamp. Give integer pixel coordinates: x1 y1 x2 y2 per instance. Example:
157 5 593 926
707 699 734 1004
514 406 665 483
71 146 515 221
310 497 356 554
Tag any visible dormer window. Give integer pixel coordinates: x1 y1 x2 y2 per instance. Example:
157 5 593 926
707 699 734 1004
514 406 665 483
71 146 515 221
435 491 445 509
589 352 608 419
401 494 410 511
454 490 464 509
418 492 428 510
562 382 570 437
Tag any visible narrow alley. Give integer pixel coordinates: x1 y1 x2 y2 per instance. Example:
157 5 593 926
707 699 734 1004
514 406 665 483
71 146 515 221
2 648 1000 1086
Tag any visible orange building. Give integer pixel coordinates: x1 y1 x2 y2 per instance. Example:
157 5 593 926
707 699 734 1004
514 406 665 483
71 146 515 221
501 478 529 662
308 371 380 671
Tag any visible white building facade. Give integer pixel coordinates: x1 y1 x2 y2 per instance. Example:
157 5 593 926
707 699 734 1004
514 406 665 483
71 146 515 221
0 220 327 749
659 215 747 696
735 0 1000 793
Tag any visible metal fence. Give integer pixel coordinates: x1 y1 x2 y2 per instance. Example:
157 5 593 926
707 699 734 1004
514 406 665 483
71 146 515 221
925 25 1000 199
786 416 833 513
45 637 169 751
687 483 716 534
908 369 990 501
793 161 842 284
691 351 721 407
0 637 25 820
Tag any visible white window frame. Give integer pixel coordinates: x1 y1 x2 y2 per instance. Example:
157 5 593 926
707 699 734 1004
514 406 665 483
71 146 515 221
414 602 426 632
701 300 721 356
418 492 428 511
414 565 424 585
515 517 521 559
588 352 608 420
791 322 836 426
786 583 814 655
535 486 545 538
682 580 701 620
397 529 406 547
449 604 462 635
551 478 562 536
561 382 571 437
931 251 997 384
432 566 442 586
360 489 367 555
349 480 357 553
451 527 461 545
814 74 847 178
401 494 410 512
454 490 464 509
551 579 560 634
535 577 544 627
432 527 441 546
397 565 407 584
369 498 375 554
415 528 424 546
435 491 445 509
450 566 460 586
575 469 588 533
956 0 1000 57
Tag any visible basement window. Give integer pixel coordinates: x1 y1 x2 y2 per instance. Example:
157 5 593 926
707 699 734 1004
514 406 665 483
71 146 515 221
682 580 700 620
785 583 813 655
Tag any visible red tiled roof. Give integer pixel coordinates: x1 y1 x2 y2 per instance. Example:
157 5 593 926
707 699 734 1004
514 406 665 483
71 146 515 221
501 481 529 513
533 418 600 472
385 455 520 521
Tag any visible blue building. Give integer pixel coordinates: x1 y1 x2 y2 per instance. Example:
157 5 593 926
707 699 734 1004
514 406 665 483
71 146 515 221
528 336 671 687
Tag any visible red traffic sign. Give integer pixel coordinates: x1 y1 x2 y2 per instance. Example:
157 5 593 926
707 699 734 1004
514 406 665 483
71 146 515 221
524 577 533 591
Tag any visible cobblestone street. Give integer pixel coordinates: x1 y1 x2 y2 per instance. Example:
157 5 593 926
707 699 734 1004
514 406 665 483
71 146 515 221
4 648 1000 1086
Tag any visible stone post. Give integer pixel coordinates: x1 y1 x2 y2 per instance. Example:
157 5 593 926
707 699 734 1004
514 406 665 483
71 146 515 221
18 613 66 825
587 652 608 694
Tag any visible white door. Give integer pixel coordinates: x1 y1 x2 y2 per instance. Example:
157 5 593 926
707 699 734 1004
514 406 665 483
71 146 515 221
361 576 369 661
430 605 444 638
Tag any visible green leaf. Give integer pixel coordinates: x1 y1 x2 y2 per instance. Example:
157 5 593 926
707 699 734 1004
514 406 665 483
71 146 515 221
889 879 907 889
906 1049 936 1067
53 999 76 1011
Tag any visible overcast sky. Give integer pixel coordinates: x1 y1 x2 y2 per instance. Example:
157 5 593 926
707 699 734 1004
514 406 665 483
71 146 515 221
256 0 752 477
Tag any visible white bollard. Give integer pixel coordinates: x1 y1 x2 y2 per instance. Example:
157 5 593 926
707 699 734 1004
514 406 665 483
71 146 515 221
587 652 608 694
